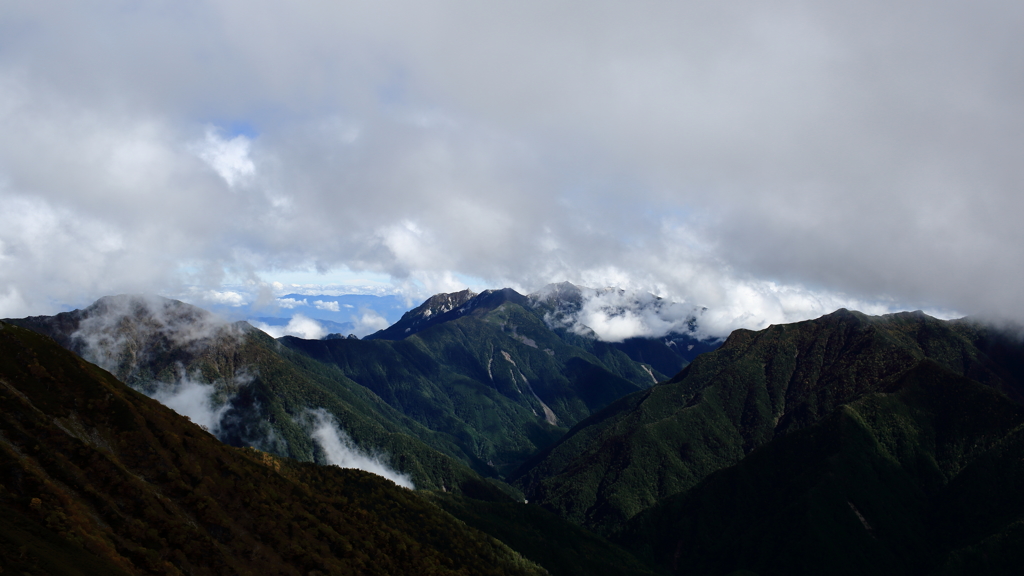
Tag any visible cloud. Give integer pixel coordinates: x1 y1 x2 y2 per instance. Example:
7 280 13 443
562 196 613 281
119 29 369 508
352 310 390 337
52 294 259 440
191 128 255 187
151 376 232 435
308 408 414 489
203 290 247 307
69 295 246 373
0 286 29 318
546 287 703 342
313 299 340 312
277 297 307 309
1 1 1021 330
251 313 325 339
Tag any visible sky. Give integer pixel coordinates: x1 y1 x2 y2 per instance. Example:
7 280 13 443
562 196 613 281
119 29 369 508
1 1 1022 337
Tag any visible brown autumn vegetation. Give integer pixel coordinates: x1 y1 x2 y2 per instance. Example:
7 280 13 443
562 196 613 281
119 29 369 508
0 320 545 576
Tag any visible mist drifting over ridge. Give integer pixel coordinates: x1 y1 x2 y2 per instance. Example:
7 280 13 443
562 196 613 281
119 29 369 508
24 294 420 486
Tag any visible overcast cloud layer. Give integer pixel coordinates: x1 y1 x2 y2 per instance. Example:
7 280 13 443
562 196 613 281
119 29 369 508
1 1 1021 335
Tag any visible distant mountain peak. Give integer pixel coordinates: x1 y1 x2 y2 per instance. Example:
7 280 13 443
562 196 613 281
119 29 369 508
366 282 717 346
529 281 584 303
364 288 482 340
365 288 541 341
418 289 478 318
7 294 251 390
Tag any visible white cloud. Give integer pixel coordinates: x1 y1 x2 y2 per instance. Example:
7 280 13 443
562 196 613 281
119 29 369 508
251 313 325 339
353 310 390 337
308 408 414 489
0 286 28 318
67 295 247 377
548 282 929 342
151 376 232 435
203 290 247 307
313 299 340 312
192 128 255 188
566 288 702 342
277 297 307 309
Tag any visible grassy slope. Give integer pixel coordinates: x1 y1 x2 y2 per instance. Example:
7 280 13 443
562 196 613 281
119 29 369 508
0 320 547 576
511 309 1020 534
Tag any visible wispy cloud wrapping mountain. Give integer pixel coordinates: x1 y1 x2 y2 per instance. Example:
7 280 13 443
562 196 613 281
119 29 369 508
309 409 414 489
151 377 233 435
0 2 1019 328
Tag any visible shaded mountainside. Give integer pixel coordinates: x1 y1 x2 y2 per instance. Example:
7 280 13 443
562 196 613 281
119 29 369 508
7 295 484 492
426 491 664 576
512 309 1024 535
0 320 547 576
615 360 1024 575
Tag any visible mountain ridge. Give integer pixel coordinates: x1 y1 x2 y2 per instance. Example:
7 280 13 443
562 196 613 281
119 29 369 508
511 307 1024 534
614 358 1024 574
5 294 488 492
0 319 549 575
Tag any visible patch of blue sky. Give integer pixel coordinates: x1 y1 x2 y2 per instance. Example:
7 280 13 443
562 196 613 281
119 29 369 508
206 120 259 140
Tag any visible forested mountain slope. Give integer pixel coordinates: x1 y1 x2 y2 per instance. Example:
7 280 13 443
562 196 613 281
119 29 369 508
616 359 1024 575
283 289 661 475
6 295 483 492
512 309 1024 535
7 290 708 484
0 320 546 576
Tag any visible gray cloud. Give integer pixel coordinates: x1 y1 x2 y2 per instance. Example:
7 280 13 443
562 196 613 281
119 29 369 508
0 1 1020 327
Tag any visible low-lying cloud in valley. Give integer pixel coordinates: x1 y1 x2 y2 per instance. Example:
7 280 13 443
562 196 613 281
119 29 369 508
1 1 1021 331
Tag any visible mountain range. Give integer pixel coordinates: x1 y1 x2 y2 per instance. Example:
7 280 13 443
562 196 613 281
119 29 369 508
204 293 414 339
4 286 1024 575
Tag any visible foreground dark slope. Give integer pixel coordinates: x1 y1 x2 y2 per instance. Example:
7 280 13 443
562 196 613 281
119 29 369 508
0 320 546 576
284 288 670 476
426 491 664 576
7 295 482 491
616 359 1024 575
512 309 1024 534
